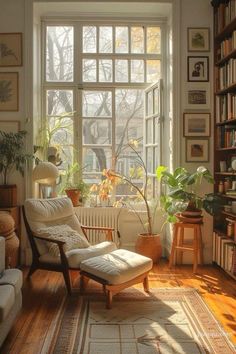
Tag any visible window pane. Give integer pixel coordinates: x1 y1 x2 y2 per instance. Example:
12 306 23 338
46 26 74 82
99 59 112 82
146 60 161 83
83 147 112 172
47 90 73 116
131 60 144 82
131 27 144 53
154 117 160 144
115 26 128 53
99 26 113 53
83 26 97 53
154 87 160 115
146 147 153 173
147 91 153 116
83 119 112 144
115 89 144 172
83 59 97 82
147 27 161 54
115 60 128 82
146 119 153 144
82 91 112 117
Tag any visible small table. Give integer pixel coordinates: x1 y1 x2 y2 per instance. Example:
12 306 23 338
80 249 153 309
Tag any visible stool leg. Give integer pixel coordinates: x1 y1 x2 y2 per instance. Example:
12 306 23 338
106 290 113 309
193 226 198 274
198 226 204 265
178 226 184 265
169 224 178 268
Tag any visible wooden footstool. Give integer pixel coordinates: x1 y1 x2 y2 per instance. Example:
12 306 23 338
80 249 153 309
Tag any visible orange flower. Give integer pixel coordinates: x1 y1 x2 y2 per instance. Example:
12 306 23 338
103 169 120 185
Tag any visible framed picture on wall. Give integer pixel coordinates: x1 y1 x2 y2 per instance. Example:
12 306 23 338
0 120 20 133
0 72 19 111
187 56 209 82
183 112 210 137
187 28 210 52
0 33 22 66
186 138 209 162
184 82 210 109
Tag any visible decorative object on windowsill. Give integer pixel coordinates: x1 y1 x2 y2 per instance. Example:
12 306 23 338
156 165 222 225
103 140 162 263
32 161 59 198
0 130 33 207
0 212 19 267
60 163 89 207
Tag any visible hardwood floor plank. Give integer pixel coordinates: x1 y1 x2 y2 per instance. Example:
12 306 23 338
1 261 236 353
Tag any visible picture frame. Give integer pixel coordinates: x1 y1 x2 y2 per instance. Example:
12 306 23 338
0 72 19 111
185 82 210 109
187 28 210 52
186 138 209 162
0 33 22 67
187 56 209 82
0 120 20 133
183 113 210 137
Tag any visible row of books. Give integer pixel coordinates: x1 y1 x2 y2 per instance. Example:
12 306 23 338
216 93 236 122
218 58 236 91
216 30 236 61
213 232 235 273
214 0 236 35
216 125 236 148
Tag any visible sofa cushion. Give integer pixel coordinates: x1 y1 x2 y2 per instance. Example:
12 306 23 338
80 249 153 284
35 225 90 256
39 241 117 268
0 285 15 321
0 269 23 295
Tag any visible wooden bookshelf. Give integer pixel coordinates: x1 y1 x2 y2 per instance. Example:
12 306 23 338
212 0 236 280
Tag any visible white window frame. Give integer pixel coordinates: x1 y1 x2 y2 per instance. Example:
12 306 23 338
41 17 167 188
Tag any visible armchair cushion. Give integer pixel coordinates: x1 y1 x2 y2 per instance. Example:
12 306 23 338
39 241 117 268
35 225 90 256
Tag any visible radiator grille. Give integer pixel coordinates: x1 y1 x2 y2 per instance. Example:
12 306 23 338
75 207 121 245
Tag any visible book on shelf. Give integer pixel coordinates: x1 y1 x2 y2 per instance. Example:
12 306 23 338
226 189 236 195
213 231 235 274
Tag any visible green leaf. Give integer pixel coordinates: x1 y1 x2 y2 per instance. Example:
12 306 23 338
156 165 167 180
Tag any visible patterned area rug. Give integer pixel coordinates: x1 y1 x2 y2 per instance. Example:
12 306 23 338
44 288 235 354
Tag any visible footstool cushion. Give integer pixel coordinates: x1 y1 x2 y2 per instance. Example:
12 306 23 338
80 249 153 284
80 249 153 308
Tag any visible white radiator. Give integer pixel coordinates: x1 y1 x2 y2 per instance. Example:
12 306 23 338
75 207 122 245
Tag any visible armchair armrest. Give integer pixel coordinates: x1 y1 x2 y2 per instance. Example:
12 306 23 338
81 225 114 242
33 235 69 268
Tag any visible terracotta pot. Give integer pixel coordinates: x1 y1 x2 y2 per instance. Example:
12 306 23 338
65 188 80 207
0 185 17 207
135 233 162 264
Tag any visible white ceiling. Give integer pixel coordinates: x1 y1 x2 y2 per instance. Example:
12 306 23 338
34 1 172 19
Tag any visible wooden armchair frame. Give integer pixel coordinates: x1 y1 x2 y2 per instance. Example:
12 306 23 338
22 205 114 294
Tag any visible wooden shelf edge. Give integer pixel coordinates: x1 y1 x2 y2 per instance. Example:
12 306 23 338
216 118 236 126
216 48 236 66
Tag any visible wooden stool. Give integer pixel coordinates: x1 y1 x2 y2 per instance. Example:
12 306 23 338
169 222 203 273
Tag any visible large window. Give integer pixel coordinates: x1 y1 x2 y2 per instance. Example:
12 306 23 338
42 20 164 193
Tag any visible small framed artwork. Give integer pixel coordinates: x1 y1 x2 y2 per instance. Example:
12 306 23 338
187 56 209 82
186 138 209 162
0 72 19 111
185 82 210 109
0 33 22 66
188 28 210 52
183 113 210 137
0 120 20 133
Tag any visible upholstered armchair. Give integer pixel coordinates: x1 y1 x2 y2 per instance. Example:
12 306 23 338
23 197 117 293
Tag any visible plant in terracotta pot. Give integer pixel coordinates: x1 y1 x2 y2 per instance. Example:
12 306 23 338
60 163 89 206
156 165 222 224
103 141 162 263
0 130 33 207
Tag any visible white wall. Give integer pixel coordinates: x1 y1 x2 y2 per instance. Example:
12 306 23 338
0 0 214 264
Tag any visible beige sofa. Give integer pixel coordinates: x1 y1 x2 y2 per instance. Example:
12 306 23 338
0 237 22 348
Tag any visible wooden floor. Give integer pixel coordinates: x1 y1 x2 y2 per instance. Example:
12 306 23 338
1 261 236 354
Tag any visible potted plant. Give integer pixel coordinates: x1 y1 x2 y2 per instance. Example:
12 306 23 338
60 163 89 207
156 165 222 224
104 141 162 263
0 130 33 207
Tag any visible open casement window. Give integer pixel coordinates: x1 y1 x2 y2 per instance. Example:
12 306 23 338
42 21 164 197
144 81 163 199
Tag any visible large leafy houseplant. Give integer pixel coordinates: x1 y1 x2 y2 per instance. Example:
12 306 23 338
156 165 222 224
0 130 32 185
